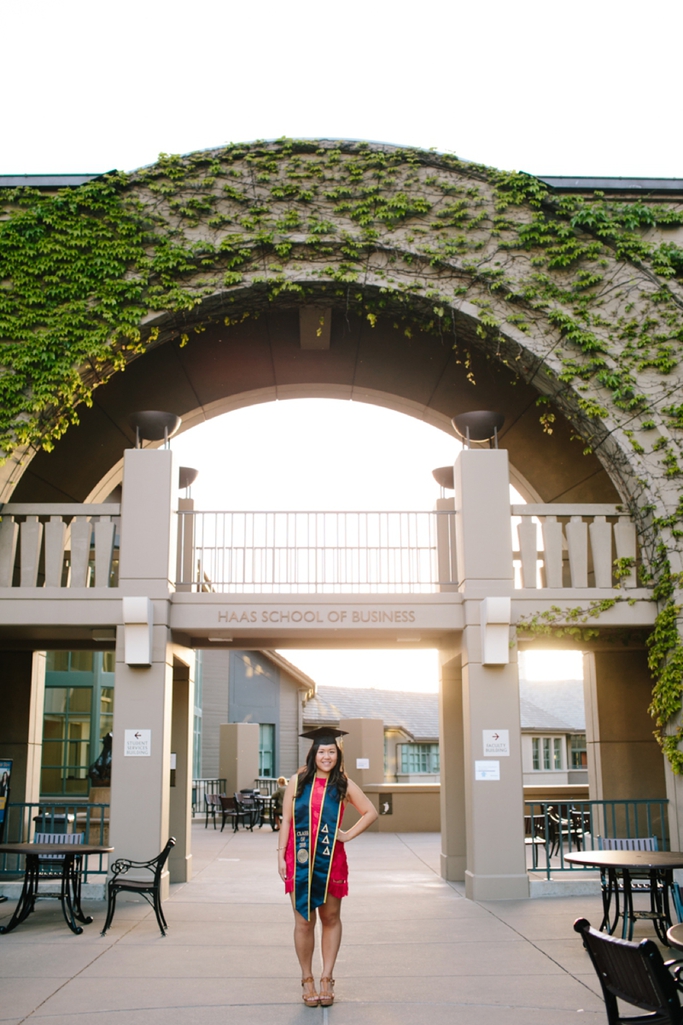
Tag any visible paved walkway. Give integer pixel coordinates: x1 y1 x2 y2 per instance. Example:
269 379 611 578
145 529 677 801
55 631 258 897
0 823 629 1024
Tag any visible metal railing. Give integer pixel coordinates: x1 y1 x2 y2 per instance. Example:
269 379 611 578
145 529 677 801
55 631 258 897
525 799 669 879
254 776 281 795
176 510 457 594
191 778 227 816
0 802 110 880
0 504 120 588
512 504 641 590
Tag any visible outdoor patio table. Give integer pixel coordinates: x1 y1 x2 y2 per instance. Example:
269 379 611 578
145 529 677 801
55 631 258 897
0 842 113 936
564 850 683 944
666 923 683 950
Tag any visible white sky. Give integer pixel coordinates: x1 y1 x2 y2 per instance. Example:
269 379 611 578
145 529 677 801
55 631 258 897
1 0 681 178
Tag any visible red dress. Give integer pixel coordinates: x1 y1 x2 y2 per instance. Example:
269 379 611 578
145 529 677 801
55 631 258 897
285 777 349 899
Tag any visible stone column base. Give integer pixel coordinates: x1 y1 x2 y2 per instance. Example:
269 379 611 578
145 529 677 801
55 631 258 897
465 870 530 901
440 853 466 882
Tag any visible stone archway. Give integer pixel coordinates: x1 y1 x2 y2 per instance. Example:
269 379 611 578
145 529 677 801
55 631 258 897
2 139 683 899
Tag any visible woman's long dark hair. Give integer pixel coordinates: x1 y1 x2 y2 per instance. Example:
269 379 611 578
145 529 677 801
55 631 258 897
297 740 348 800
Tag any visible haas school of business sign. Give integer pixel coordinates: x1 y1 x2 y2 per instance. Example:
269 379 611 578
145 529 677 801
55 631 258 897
217 606 419 625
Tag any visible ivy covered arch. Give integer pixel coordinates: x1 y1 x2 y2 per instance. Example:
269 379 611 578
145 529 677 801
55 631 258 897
1 138 683 762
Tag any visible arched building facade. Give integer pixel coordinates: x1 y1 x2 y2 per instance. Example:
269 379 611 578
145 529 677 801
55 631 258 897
1 142 682 900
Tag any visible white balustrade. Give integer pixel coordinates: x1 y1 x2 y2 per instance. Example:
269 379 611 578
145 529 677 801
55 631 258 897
176 510 458 594
0 504 120 588
512 504 638 590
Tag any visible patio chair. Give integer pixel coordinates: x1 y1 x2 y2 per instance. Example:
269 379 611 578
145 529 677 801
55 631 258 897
219 796 249 832
33 831 84 901
204 793 223 829
233 792 259 830
547 805 585 857
574 917 683 1024
101 837 176 937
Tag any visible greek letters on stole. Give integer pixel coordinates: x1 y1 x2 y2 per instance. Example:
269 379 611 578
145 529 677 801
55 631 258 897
293 778 343 921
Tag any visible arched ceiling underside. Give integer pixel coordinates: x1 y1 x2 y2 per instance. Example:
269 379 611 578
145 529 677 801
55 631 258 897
12 303 618 506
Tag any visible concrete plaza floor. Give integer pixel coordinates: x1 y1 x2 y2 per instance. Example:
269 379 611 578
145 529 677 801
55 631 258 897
0 822 631 1025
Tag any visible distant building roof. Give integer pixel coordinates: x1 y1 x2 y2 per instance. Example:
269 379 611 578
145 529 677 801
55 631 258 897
304 686 439 742
0 174 110 189
263 650 316 694
519 679 585 732
519 697 577 733
538 176 683 194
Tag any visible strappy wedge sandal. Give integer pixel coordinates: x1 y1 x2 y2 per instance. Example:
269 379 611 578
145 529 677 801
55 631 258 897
319 977 335 1006
301 977 320 1007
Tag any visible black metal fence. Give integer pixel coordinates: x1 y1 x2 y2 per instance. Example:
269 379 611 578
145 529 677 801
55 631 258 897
192 779 227 817
0 802 110 881
525 799 669 879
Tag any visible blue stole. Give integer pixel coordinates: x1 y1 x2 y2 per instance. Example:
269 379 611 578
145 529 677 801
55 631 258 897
293 777 343 921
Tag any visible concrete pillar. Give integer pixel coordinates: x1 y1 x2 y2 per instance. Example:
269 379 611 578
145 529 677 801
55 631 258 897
584 648 667 844
169 649 194 883
339 718 384 787
665 723 683 852
110 629 174 892
219 723 259 795
439 651 466 881
109 448 177 895
584 649 665 802
118 448 177 594
0 651 45 806
455 448 529 900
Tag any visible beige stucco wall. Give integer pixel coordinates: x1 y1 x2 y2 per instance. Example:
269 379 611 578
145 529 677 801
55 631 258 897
584 649 666 801
362 784 440 832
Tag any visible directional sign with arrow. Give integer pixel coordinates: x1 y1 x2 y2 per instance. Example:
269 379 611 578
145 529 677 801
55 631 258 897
124 729 151 756
482 730 510 756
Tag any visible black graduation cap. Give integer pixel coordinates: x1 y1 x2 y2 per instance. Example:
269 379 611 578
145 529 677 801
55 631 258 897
300 727 348 743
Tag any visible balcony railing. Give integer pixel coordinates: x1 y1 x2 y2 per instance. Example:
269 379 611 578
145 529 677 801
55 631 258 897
0 504 120 588
512 504 640 590
176 510 458 594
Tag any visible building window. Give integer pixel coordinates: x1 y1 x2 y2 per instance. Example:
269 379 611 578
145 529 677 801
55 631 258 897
41 687 93 796
570 734 587 768
531 736 564 772
399 743 440 774
259 724 276 777
41 651 115 796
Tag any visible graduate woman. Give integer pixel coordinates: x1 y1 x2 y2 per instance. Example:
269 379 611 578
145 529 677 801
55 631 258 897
278 727 378 1007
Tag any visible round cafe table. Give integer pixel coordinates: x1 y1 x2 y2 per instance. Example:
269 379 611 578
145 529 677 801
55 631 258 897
0 842 113 935
565 850 683 944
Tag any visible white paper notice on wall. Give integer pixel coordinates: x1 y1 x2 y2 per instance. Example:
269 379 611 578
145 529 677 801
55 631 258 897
124 729 151 757
475 760 500 781
482 730 510 757
356 758 370 769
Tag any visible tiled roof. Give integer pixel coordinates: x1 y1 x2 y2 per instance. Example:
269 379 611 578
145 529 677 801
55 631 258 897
304 686 439 741
520 679 585 732
303 678 585 740
519 697 576 733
